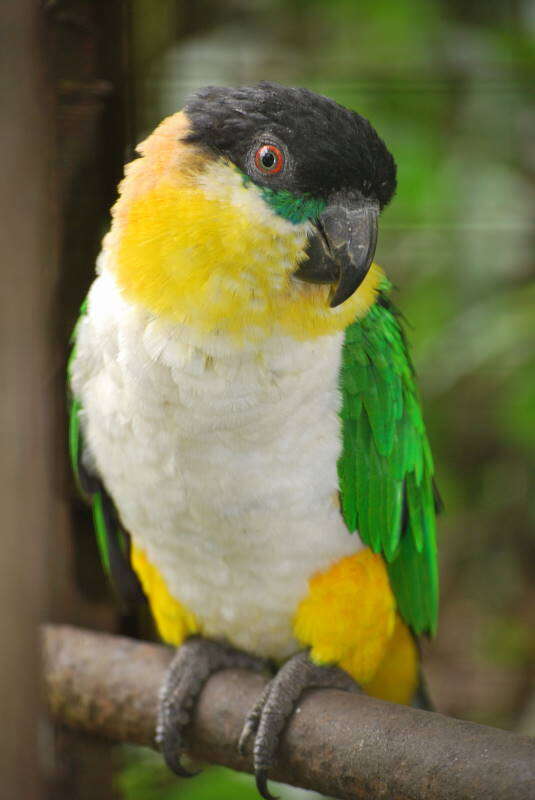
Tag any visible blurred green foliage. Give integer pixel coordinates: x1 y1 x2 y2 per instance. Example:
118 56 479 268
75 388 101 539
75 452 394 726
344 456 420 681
119 0 534 796
117 746 323 800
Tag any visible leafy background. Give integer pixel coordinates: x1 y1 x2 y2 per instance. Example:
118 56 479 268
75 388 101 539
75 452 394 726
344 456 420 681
70 0 535 797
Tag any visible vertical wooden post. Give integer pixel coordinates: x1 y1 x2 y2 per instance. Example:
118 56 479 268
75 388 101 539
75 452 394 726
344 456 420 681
0 3 57 798
44 1 131 796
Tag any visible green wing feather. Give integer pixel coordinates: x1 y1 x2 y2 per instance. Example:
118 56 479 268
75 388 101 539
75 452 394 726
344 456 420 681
68 297 142 604
338 283 439 635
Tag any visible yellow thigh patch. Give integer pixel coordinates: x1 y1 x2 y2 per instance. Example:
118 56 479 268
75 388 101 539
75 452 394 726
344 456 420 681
362 614 419 705
293 548 396 685
131 545 199 646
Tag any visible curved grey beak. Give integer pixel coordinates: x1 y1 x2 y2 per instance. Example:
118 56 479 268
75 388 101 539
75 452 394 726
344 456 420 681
294 197 379 307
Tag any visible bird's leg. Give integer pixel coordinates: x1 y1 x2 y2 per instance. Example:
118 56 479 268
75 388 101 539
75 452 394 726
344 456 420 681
157 635 269 776
238 650 360 800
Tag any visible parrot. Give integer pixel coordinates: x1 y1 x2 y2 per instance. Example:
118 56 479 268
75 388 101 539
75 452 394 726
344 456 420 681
68 82 439 799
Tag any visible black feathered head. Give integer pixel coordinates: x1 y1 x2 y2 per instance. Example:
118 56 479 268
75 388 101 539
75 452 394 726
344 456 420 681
185 82 397 214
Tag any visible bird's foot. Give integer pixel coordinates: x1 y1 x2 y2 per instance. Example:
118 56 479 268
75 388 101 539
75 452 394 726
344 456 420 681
156 636 268 777
238 650 360 800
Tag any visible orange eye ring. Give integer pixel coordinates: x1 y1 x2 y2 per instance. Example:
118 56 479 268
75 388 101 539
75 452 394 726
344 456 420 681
254 144 284 175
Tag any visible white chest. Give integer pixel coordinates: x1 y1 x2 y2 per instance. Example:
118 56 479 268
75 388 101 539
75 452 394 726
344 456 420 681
71 272 362 658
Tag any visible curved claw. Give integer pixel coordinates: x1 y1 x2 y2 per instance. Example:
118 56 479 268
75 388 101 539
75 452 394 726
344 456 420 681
158 637 268 780
238 720 255 756
238 650 360 796
159 727 201 778
167 760 201 780
255 768 279 800
238 681 271 755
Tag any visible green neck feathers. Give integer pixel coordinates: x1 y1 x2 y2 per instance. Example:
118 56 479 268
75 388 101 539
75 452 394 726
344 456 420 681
241 173 327 224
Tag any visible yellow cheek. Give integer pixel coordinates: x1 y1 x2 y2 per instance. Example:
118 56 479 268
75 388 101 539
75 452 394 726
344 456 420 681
111 181 382 342
113 182 299 329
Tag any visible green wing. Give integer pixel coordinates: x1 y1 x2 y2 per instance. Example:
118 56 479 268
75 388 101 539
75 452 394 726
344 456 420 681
68 297 142 606
338 285 439 635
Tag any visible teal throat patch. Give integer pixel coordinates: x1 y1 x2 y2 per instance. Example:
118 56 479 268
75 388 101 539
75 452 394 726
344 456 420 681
259 186 327 224
241 172 326 224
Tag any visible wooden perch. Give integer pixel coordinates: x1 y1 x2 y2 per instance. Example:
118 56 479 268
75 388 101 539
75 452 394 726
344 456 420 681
43 624 535 800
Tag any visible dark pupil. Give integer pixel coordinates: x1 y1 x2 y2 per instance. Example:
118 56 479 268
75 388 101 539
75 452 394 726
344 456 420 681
261 150 276 169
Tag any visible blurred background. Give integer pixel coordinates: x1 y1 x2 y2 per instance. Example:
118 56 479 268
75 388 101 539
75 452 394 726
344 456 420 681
1 1 533 798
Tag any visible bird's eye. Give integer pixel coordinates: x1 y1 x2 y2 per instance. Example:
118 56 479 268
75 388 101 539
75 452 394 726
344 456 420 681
254 144 284 175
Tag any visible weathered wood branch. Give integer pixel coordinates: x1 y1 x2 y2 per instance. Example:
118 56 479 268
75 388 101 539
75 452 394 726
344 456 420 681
43 624 535 800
